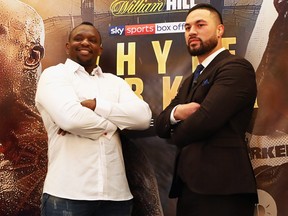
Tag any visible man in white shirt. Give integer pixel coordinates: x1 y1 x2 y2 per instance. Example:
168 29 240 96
35 21 152 216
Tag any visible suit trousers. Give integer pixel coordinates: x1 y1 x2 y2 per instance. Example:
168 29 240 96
176 184 256 216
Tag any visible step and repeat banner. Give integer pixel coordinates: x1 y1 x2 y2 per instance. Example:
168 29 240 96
0 0 287 216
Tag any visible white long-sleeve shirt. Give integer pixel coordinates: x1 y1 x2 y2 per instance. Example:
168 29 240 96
35 58 152 201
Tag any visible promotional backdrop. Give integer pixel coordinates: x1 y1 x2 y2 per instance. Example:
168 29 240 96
1 0 287 216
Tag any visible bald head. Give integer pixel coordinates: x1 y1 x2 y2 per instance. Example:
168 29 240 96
0 0 45 70
0 0 45 108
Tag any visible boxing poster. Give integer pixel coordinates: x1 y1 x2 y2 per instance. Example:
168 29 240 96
246 1 288 216
0 0 287 216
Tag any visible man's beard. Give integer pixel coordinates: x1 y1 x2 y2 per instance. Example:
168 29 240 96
187 36 218 56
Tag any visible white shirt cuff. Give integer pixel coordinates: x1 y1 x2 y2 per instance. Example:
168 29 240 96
95 98 112 118
170 105 181 125
104 122 117 139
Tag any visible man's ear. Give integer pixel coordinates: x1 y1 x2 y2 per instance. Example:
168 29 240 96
65 42 70 55
24 43 44 70
96 46 103 65
99 45 103 56
217 24 224 38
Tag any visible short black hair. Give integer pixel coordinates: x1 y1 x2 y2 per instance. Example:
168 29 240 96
188 3 223 25
81 21 94 26
68 21 102 45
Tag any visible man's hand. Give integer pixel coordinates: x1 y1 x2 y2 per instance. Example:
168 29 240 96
174 102 201 121
81 98 96 111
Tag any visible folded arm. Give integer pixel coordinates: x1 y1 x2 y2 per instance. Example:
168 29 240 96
35 68 117 140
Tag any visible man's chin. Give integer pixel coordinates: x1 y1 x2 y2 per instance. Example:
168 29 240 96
187 45 201 56
76 57 92 66
188 49 203 56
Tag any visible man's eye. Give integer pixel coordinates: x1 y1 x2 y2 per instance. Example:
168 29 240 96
88 38 98 43
74 37 82 42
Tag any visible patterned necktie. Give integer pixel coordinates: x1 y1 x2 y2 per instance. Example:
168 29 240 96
187 64 204 102
193 64 204 83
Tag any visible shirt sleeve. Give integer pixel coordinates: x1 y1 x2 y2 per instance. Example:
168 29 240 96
35 66 117 140
94 74 152 131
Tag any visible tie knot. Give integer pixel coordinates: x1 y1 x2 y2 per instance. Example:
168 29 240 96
193 64 204 81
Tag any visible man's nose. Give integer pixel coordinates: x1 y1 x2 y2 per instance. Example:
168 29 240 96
81 38 89 45
189 26 197 35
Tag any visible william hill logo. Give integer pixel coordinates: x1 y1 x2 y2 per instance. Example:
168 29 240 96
109 0 196 16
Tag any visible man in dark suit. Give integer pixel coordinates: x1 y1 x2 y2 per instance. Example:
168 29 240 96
155 3 258 216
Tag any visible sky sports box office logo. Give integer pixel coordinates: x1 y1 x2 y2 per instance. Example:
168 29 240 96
109 22 185 36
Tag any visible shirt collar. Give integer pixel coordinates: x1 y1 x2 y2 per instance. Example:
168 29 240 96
201 47 225 68
64 58 103 76
90 66 103 76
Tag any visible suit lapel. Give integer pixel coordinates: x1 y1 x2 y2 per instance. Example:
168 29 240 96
184 75 194 103
185 50 231 103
